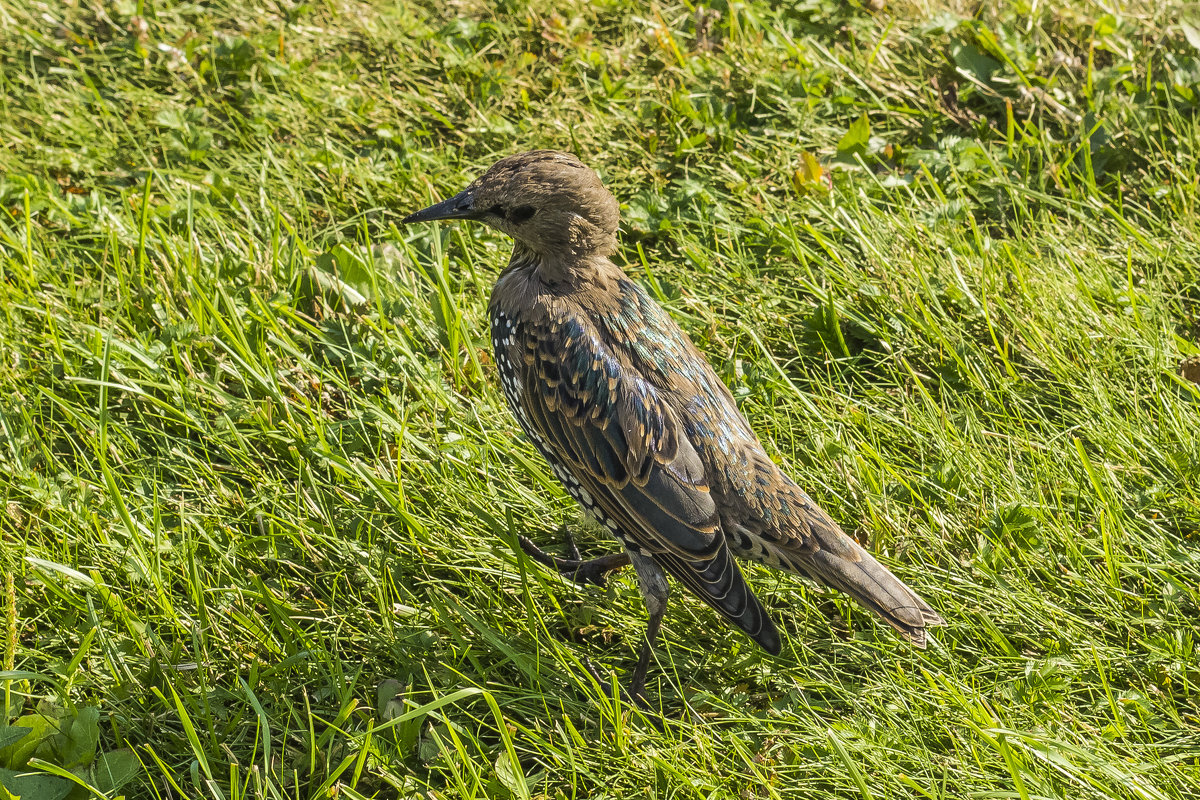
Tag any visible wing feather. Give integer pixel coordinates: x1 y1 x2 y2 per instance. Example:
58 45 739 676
518 315 780 651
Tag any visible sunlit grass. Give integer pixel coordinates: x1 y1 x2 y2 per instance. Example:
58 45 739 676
1 0 1198 797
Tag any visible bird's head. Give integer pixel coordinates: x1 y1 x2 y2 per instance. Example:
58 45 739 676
402 151 620 259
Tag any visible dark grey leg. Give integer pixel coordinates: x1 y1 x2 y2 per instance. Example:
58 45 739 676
576 552 669 713
628 605 665 702
521 533 672 711
627 552 670 703
518 525 630 587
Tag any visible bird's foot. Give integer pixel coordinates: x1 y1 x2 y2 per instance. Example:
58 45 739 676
579 657 661 719
518 527 630 588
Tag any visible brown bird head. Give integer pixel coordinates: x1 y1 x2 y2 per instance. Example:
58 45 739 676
402 150 620 260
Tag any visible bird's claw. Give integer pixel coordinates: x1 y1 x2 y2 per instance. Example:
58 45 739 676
570 562 611 588
580 657 653 712
516 532 627 588
560 523 583 561
517 534 561 570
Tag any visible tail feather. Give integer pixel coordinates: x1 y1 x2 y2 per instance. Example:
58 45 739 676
810 547 943 647
778 528 943 648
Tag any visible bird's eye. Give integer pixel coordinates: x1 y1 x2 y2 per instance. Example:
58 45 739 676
509 205 536 223
487 205 506 218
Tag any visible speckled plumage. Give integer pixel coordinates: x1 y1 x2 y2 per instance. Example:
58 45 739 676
404 151 944 698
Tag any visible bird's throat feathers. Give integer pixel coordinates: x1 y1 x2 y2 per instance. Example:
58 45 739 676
494 243 628 311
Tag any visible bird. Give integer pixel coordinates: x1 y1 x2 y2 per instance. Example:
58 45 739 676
403 150 944 701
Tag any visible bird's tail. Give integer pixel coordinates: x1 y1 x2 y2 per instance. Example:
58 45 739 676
776 516 944 647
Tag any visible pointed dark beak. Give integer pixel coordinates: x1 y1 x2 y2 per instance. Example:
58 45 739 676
402 189 477 224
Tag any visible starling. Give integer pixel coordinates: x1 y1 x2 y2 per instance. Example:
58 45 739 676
403 151 943 700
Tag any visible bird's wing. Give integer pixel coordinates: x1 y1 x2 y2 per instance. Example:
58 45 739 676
517 314 780 653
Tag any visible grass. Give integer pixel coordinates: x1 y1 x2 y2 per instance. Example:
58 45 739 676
1 0 1199 797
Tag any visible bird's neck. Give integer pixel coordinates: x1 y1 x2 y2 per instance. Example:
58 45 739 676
506 241 622 289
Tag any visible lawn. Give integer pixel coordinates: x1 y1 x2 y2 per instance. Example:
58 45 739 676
1 0 1199 797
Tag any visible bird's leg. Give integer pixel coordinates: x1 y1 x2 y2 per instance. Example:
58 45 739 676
626 552 671 704
628 603 665 703
575 610 664 710
517 524 630 588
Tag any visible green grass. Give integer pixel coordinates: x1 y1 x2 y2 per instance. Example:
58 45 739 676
1 0 1199 797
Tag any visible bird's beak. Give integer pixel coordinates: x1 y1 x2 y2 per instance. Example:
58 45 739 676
402 189 477 224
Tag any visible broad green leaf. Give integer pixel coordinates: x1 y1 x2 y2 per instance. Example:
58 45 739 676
377 680 424 754
0 716 56 770
0 768 71 800
837 114 871 156
57 707 99 769
950 41 1001 82
494 750 529 798
315 243 374 304
92 749 140 794
0 730 29 759
377 679 404 720
792 151 830 194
